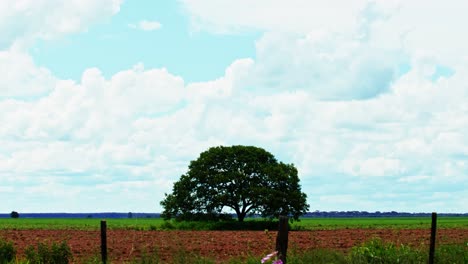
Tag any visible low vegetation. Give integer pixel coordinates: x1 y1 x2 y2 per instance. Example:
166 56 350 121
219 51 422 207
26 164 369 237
0 238 15 263
24 241 72 264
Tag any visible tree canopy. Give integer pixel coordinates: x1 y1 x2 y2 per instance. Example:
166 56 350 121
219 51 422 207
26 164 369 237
160 145 309 222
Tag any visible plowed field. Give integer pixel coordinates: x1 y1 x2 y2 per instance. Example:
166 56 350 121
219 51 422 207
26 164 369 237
1 229 467 263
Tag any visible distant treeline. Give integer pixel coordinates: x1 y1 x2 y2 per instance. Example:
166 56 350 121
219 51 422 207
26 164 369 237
0 212 160 218
304 211 468 218
1 211 467 219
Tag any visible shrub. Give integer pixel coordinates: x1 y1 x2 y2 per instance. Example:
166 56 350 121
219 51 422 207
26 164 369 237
0 238 16 264
288 248 347 264
161 219 283 231
9 211 19 219
25 241 72 264
349 238 425 263
171 249 215 264
435 243 468 264
137 247 160 264
160 221 176 230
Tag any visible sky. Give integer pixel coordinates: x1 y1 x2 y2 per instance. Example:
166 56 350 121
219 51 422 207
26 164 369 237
1 0 467 214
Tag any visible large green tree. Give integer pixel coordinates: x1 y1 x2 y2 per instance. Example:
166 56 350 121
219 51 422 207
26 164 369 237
160 145 309 222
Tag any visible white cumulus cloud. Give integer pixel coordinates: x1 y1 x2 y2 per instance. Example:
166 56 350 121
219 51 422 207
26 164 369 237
0 0 122 49
0 50 56 98
129 20 162 31
2 0 468 213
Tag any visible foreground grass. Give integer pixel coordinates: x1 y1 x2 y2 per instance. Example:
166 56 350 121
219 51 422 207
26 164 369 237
1 217 467 231
81 240 468 264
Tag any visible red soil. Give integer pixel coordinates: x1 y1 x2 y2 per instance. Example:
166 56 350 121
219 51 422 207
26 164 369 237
1 229 466 263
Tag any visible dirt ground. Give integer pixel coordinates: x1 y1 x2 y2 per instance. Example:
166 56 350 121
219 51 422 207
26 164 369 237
1 229 467 263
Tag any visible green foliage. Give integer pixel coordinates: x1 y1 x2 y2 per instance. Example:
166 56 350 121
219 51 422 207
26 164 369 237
206 220 281 231
287 248 347 264
159 221 176 230
226 258 260 264
434 243 468 264
158 219 282 230
25 241 72 264
0 238 16 264
161 145 309 222
81 255 102 264
171 212 234 222
349 238 425 263
133 247 160 264
171 249 215 264
9 212 19 219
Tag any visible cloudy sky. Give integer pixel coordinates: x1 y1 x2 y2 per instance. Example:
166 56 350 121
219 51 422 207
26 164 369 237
1 0 467 213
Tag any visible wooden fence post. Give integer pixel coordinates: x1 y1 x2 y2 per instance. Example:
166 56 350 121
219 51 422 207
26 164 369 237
101 220 108 264
276 216 289 264
429 212 437 264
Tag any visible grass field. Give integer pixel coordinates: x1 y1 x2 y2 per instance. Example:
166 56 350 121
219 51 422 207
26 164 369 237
1 217 467 230
0 218 160 230
292 217 468 230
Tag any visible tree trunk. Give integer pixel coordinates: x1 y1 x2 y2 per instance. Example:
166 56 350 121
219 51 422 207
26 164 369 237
237 213 246 222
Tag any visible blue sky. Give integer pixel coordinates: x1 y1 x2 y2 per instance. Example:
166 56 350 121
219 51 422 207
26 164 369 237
29 0 259 83
1 0 467 213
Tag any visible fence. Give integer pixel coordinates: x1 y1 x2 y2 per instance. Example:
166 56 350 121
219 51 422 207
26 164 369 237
95 212 440 264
